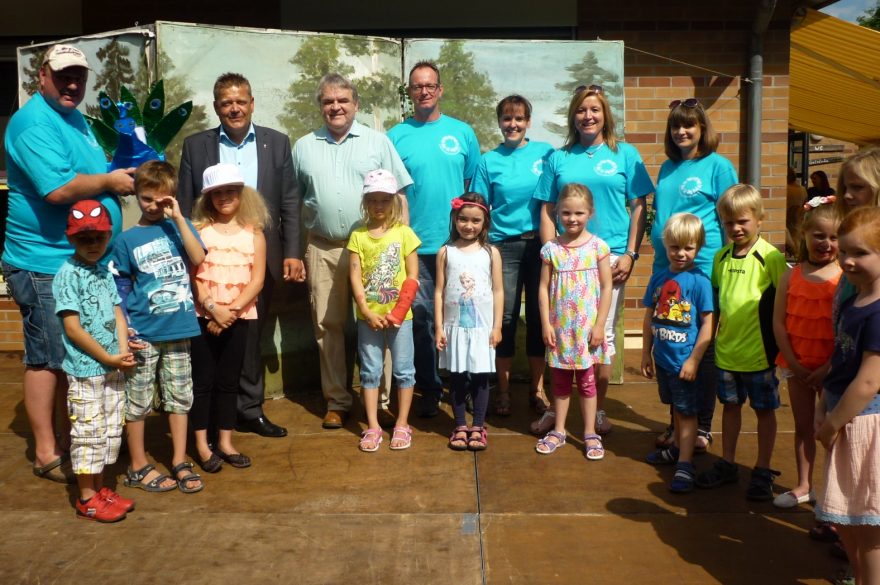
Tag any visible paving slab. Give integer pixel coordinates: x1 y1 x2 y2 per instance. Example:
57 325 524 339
0 349 846 584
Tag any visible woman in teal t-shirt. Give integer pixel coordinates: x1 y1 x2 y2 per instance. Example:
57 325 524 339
651 98 738 451
532 85 654 436
472 95 554 417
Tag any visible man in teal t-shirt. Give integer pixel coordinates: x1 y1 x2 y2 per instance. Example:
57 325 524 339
2 44 135 483
388 61 481 417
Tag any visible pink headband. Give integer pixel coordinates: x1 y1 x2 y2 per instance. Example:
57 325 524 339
804 195 836 210
451 197 489 213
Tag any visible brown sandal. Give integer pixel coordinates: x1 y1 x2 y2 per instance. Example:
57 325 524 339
494 391 511 417
529 388 549 413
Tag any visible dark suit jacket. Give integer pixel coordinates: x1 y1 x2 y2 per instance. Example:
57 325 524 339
178 125 300 282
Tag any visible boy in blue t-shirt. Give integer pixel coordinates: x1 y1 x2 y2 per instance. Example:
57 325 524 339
641 213 714 493
53 200 135 522
111 161 206 494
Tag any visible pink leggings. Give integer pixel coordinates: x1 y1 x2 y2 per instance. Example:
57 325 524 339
551 367 597 398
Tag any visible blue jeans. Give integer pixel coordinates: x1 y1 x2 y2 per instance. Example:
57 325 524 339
2 261 66 369
413 255 442 399
495 237 544 358
357 319 416 389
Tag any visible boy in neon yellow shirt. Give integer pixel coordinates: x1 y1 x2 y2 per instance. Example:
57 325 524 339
696 184 787 500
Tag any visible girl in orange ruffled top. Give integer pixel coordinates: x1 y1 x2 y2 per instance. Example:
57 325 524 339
771 196 841 509
189 164 269 473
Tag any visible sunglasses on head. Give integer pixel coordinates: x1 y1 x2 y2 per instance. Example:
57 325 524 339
669 98 701 109
575 84 603 95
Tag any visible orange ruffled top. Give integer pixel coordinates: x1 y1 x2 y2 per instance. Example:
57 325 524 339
775 264 841 369
195 225 258 320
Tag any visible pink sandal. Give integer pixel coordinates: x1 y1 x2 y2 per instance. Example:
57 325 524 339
448 426 469 451
467 426 488 451
359 428 383 452
390 425 412 450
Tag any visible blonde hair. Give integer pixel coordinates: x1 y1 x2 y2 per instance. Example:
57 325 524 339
557 183 595 212
361 192 404 228
563 87 618 152
192 185 270 231
662 213 705 249
797 203 841 263
716 183 764 220
834 147 880 218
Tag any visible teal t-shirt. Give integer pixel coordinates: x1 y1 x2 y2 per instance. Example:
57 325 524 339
388 114 481 255
471 140 554 242
532 142 654 254
53 258 121 378
651 152 738 276
3 93 122 274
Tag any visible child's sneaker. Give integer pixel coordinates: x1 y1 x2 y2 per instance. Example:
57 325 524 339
695 459 738 489
746 467 781 501
670 461 696 493
75 493 127 523
596 410 613 435
98 487 135 513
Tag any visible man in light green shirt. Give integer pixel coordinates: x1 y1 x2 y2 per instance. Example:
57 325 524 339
292 73 411 428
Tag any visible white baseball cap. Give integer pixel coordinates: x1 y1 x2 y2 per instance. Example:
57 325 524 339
202 163 245 194
42 44 91 71
363 169 399 195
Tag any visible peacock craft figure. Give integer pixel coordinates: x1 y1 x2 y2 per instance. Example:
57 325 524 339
85 80 192 170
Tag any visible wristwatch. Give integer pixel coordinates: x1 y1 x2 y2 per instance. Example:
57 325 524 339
624 250 640 261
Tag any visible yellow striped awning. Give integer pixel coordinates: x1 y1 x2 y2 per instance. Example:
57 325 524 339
790 8 880 145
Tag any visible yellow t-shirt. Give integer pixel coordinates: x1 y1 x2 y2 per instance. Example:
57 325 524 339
347 224 421 320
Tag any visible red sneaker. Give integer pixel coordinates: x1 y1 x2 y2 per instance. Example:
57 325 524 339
75 493 127 523
99 487 135 513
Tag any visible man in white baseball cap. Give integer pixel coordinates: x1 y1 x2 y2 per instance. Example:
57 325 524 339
42 44 91 71
3 43 135 484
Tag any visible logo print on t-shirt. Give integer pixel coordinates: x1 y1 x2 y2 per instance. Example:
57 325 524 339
679 177 703 197
439 135 462 155
594 159 617 176
531 159 543 176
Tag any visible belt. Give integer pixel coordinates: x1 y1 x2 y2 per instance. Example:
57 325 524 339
308 233 348 247
500 231 537 242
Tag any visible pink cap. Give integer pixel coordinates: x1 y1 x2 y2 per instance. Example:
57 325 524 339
363 169 399 195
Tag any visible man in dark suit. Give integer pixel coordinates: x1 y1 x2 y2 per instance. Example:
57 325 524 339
179 72 304 437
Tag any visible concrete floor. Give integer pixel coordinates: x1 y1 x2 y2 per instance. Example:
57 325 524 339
0 349 845 584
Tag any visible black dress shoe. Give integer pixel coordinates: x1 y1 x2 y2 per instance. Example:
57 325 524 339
236 415 288 437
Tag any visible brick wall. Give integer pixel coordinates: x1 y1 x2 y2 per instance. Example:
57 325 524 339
0 299 24 352
579 0 794 333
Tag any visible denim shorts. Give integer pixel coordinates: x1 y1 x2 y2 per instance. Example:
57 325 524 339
357 319 416 389
2 261 66 370
716 367 780 410
656 366 699 416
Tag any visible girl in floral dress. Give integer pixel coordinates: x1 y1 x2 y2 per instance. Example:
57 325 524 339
535 183 613 460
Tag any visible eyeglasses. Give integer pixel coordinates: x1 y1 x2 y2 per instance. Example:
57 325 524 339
669 98 701 109
408 83 440 94
575 84 603 95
